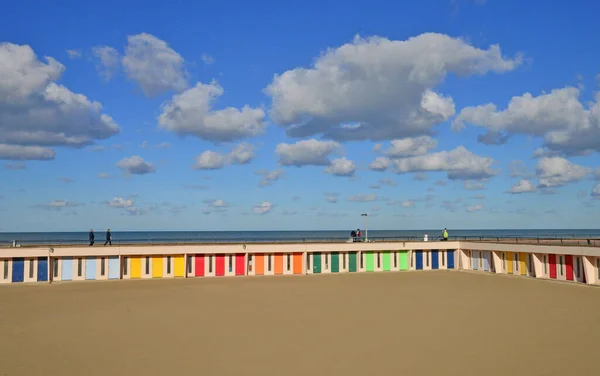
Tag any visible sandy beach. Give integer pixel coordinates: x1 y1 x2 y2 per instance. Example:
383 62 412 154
1 271 599 375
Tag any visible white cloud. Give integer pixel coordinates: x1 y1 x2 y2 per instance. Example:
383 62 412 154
466 204 483 212
193 142 255 170
369 157 391 171
348 193 378 202
41 200 80 210
536 157 589 188
592 183 600 197
325 193 338 203
255 169 284 187
265 33 520 141
383 136 437 158
107 197 134 208
454 87 600 156
201 53 215 65
209 199 228 208
140 141 171 149
98 172 111 179
253 201 273 214
0 43 119 160
391 146 498 180
464 181 485 190
276 139 340 166
66 49 81 59
116 155 156 175
324 157 356 176
92 46 121 81
125 207 150 216
122 33 188 96
0 144 55 160
508 179 537 194
372 143 383 152
158 82 266 142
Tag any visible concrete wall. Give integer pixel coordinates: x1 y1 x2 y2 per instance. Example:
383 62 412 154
1 241 600 287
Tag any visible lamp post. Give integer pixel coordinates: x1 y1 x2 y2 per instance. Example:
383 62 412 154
361 213 368 242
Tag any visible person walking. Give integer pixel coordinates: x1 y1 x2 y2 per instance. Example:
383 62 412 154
104 229 112 246
88 229 95 246
442 228 449 241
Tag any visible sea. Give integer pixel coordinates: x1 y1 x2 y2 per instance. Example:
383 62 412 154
1 229 600 246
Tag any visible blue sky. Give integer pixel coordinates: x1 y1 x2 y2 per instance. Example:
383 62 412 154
1 0 599 232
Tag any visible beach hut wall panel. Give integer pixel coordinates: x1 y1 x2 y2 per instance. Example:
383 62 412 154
236 254 245 276
447 251 455 269
85 257 96 280
61 257 73 281
274 254 284 275
152 256 163 278
548 254 557 279
11 258 24 283
254 254 264 275
282 253 292 275
431 250 439 270
330 252 340 273
130 257 142 279
72 257 86 281
518 253 527 276
140 257 151 279
293 253 303 274
555 255 567 281
472 251 479 271
564 255 574 281
263 254 275 276
320 253 330 274
94 257 108 280
203 254 216 277
382 251 391 271
482 251 490 272
398 251 409 271
195 255 205 277
37 257 48 282
415 251 423 270
573 256 585 283
1 259 12 284
22 258 37 283
107 257 119 279
174 255 185 277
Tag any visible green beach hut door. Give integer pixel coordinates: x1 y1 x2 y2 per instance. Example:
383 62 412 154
313 252 321 273
349 252 357 272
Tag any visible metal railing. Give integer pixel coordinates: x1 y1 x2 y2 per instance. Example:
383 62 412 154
1 233 600 248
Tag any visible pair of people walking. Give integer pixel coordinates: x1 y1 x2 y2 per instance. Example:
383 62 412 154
89 229 111 246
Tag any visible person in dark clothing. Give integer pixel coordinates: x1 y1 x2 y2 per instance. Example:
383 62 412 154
89 229 95 246
104 229 112 246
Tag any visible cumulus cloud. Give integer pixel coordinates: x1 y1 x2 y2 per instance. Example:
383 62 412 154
390 146 498 180
158 81 266 142
508 179 537 194
253 201 273 214
265 33 521 141
536 157 589 188
276 139 340 166
193 142 255 170
92 46 121 81
348 193 378 202
122 33 188 96
116 156 156 175
255 169 284 187
369 157 391 171
383 136 437 157
0 43 119 161
324 157 356 176
454 87 600 156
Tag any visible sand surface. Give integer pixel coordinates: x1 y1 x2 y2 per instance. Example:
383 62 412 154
1 272 599 376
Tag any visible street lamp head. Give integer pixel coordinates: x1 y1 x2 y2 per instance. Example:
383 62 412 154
361 213 367 216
